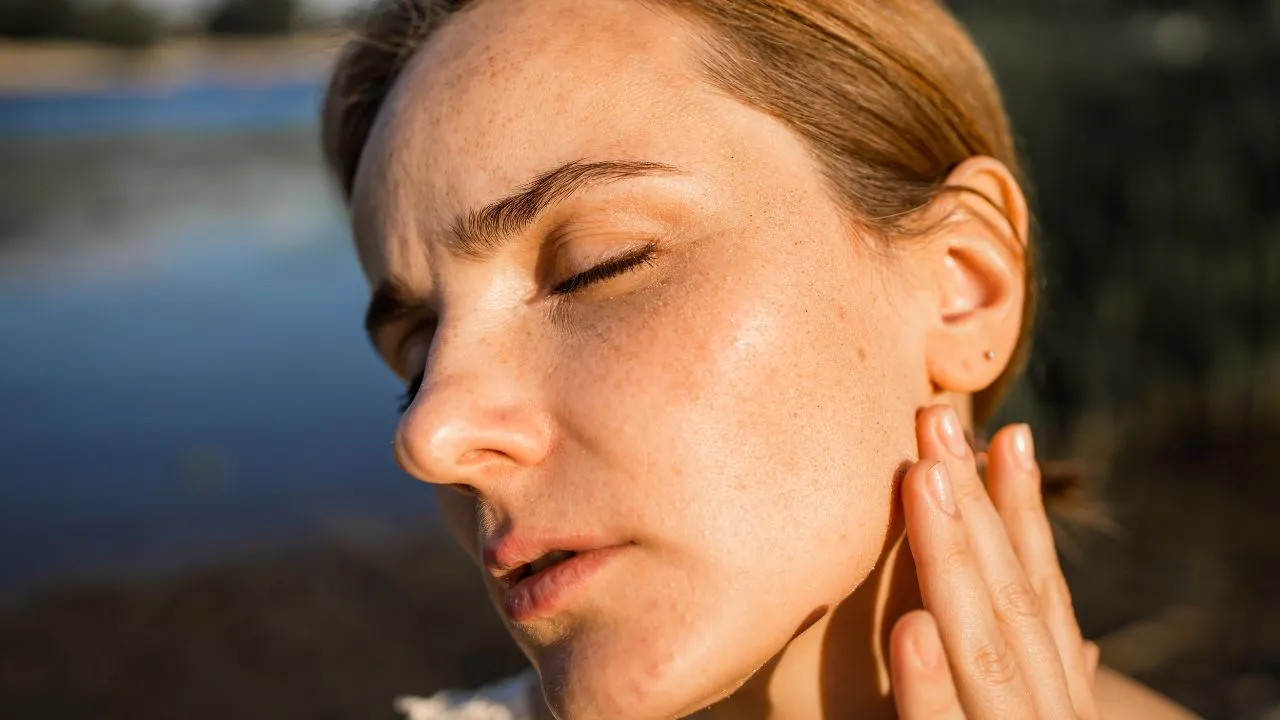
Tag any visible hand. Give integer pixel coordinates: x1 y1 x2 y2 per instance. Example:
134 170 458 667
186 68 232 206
890 406 1101 719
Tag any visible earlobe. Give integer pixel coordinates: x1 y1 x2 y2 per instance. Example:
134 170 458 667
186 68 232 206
923 157 1028 395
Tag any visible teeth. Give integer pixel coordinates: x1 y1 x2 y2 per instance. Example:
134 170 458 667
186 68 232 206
527 550 575 576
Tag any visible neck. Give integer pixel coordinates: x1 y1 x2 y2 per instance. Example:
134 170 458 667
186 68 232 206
701 525 921 720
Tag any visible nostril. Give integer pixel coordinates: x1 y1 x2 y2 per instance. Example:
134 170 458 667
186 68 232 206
394 412 500 485
457 448 485 465
391 382 553 487
457 447 512 466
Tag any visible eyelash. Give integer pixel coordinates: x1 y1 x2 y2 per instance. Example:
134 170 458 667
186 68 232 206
398 370 424 414
550 243 658 295
396 243 659 413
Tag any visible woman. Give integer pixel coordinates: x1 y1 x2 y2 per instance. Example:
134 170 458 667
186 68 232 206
321 1 1197 718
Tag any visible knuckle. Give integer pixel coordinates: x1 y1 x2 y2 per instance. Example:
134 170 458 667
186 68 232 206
992 581 1041 625
935 526 974 565
970 638 1020 688
1035 573 1075 613
1015 492 1046 517
955 477 988 506
938 544 970 570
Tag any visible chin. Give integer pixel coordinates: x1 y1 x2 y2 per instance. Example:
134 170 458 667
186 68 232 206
500 511 892 719
516 585 788 720
531 635 725 720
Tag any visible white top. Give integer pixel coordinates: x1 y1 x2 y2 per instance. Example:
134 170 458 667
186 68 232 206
395 671 539 720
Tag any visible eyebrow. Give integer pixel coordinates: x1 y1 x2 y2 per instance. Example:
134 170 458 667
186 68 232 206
364 158 682 343
449 158 681 259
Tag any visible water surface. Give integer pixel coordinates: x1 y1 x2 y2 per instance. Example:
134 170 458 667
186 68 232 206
0 86 437 596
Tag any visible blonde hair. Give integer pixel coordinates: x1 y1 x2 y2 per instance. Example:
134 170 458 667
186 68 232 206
321 0 1036 426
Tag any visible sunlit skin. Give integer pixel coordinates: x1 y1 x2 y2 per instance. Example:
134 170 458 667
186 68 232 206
347 1 1195 718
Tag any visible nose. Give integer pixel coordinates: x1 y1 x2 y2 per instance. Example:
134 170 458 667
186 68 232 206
393 345 553 492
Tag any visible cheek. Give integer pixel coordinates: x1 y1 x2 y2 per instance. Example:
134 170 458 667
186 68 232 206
698 272 917 581
555 237 921 580
541 237 926 714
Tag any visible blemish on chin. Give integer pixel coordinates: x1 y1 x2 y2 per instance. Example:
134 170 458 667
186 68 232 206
857 346 867 362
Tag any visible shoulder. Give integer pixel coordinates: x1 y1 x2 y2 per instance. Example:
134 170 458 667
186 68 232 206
395 670 540 720
1094 667 1202 720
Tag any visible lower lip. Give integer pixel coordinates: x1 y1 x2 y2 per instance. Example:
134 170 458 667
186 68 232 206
502 546 627 623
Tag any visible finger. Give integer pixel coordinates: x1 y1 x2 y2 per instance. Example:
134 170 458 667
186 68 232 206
916 407 1076 717
988 425 1084 655
891 610 964 720
902 458 1037 718
987 424 1096 718
916 405 983 494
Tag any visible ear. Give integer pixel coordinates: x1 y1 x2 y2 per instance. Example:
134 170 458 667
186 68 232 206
923 156 1029 395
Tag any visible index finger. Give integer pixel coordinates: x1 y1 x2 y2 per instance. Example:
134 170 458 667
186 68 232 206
915 407 1076 717
902 459 1039 718
988 424 1096 718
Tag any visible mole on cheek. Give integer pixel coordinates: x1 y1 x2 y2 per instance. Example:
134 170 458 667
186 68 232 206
857 347 867 362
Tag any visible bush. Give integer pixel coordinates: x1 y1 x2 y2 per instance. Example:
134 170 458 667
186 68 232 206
0 0 78 39
203 0 297 36
76 0 163 49
0 0 161 47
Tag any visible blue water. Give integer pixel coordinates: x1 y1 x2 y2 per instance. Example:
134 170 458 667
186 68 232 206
0 82 439 596
0 80 325 137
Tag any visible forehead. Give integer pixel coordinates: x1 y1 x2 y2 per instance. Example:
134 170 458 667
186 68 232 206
350 0 718 279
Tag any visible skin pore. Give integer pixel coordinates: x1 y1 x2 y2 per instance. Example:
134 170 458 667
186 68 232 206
346 1 1189 719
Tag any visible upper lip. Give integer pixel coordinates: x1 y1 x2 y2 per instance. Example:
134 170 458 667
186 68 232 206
482 531 617 587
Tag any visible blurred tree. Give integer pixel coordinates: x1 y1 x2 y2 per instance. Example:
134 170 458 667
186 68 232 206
0 0 77 39
75 0 163 48
203 0 297 36
0 0 161 47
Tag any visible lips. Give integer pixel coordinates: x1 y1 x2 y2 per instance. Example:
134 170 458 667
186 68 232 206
483 535 628 623
503 549 579 586
501 546 626 622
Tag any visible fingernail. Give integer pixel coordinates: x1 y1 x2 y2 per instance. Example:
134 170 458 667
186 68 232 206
911 623 944 671
937 408 969 458
1012 424 1036 471
927 462 957 516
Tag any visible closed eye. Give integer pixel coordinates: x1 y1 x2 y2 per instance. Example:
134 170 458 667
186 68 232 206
396 244 658 412
551 243 658 296
398 370 425 414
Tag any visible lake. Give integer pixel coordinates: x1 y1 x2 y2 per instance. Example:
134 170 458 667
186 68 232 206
0 81 439 597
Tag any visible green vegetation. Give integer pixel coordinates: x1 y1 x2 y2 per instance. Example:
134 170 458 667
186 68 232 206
0 0 302 47
84 1 164 48
203 0 298 37
0 0 160 48
0 0 82 41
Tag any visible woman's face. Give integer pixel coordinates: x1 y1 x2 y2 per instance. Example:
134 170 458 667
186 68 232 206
351 0 936 717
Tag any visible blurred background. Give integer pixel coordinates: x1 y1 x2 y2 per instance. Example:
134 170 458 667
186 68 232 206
0 0 1275 718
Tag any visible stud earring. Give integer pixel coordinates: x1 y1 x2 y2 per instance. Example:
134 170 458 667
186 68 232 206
984 350 997 361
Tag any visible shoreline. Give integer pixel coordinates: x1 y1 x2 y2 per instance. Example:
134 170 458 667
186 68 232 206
0 35 342 93
1 15 1274 94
